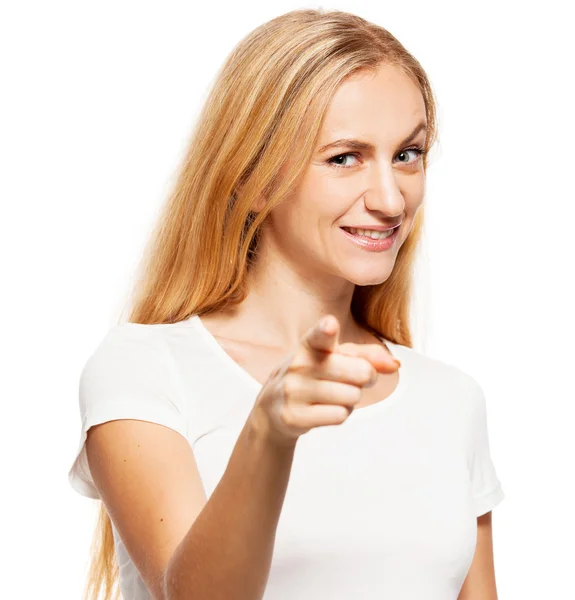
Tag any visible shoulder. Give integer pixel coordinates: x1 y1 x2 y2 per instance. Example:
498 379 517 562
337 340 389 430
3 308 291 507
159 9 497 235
84 322 171 374
392 340 484 412
86 317 199 362
80 319 199 393
387 339 465 382
76 320 208 431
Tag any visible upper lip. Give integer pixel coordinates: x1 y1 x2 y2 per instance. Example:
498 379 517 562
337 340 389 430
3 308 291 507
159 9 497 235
341 222 402 232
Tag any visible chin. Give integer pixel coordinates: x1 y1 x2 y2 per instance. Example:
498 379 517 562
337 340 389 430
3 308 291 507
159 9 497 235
346 270 392 287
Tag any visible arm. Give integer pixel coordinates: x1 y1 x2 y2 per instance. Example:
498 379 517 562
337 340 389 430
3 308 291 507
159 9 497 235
458 511 500 600
164 410 297 600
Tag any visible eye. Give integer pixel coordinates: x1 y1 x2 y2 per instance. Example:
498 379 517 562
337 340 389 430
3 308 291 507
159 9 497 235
395 147 427 165
326 146 427 170
326 153 360 168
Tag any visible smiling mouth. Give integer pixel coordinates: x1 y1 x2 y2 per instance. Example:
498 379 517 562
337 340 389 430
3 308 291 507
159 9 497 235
339 224 400 252
340 225 399 240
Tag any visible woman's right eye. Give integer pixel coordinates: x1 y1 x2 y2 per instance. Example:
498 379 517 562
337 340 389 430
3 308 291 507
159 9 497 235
326 153 361 169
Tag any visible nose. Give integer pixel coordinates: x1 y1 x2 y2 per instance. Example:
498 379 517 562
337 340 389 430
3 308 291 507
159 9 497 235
363 163 405 216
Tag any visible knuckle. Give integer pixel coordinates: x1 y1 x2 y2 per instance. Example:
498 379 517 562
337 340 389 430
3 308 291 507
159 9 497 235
282 374 300 400
350 385 362 402
359 363 374 383
334 408 349 424
328 355 351 382
289 352 307 372
336 382 361 404
328 363 342 380
343 411 352 422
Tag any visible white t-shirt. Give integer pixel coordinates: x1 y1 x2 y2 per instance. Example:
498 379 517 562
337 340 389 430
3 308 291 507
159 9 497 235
68 315 505 599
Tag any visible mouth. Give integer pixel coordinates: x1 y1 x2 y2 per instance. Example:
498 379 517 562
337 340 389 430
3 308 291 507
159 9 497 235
339 224 400 251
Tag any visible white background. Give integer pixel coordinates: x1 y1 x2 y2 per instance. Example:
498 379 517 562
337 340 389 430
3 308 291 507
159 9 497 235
1 1 573 598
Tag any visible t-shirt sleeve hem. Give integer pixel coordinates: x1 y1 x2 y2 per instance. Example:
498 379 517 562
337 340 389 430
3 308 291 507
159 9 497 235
474 483 505 517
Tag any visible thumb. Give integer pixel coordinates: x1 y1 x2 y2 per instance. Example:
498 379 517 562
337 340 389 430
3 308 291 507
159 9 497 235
337 340 401 373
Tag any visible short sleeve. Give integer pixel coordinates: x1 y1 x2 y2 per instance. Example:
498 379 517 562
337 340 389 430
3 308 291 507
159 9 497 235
463 374 505 517
67 324 189 500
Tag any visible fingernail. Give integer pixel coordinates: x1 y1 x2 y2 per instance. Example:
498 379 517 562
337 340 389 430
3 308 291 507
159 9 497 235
392 358 401 367
319 316 331 332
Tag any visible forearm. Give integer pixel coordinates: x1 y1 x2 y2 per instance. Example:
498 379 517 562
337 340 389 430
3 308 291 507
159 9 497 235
163 410 297 600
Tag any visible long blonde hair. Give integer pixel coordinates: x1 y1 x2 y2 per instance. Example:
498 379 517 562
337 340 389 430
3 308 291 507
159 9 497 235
81 8 439 599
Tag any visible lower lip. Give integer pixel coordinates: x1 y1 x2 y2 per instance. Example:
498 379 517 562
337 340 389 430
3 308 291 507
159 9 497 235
340 226 399 251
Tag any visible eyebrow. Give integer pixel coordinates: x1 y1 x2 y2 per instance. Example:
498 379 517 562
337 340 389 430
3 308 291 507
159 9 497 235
317 121 427 154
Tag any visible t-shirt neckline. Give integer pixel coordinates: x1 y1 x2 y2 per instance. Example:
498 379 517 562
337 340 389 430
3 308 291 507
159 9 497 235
192 314 263 390
190 314 408 416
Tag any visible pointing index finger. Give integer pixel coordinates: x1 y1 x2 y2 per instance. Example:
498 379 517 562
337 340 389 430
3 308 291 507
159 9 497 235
303 315 339 354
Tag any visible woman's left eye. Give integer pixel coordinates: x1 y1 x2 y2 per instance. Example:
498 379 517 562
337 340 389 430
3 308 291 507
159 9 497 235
326 147 426 169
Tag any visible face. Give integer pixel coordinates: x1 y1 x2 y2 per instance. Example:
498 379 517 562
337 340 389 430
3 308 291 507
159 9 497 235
256 63 427 287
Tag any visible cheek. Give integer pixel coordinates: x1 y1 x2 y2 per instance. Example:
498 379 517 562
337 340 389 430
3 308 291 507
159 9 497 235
408 176 426 204
281 180 346 229
401 178 425 217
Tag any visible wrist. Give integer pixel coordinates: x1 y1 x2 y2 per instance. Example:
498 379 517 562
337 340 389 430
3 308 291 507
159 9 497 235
247 406 299 452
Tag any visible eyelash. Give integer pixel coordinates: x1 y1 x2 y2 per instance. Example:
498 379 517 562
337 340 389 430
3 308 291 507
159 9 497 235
326 146 428 169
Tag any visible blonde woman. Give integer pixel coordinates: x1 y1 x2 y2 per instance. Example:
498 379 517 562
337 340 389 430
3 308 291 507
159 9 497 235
68 8 505 600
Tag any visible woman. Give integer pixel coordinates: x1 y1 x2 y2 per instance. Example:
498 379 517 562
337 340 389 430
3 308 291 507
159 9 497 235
68 8 505 600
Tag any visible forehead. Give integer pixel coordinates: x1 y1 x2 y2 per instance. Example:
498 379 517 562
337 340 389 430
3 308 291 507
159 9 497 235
320 64 426 140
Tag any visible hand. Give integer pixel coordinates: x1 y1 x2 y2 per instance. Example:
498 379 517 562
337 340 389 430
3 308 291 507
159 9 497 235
250 314 401 446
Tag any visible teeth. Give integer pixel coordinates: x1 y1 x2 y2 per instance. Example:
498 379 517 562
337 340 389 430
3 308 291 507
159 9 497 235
347 227 394 240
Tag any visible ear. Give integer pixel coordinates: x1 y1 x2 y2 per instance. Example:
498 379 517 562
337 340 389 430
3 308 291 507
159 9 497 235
232 179 266 214
251 194 267 213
